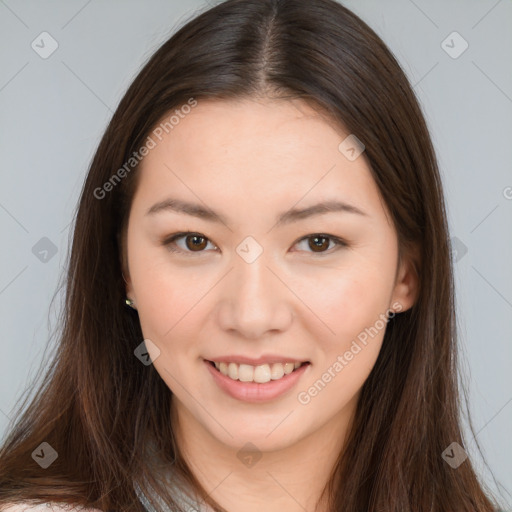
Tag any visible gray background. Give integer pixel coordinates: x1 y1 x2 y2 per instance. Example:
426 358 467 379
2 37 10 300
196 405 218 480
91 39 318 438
1 0 511 507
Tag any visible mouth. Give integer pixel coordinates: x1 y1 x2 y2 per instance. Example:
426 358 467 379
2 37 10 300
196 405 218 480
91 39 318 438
204 358 311 403
206 359 311 384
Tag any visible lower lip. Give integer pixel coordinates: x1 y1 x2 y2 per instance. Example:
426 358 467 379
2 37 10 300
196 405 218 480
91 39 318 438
204 360 310 403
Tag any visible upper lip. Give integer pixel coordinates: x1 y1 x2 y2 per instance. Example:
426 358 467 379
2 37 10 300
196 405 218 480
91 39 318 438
205 355 310 366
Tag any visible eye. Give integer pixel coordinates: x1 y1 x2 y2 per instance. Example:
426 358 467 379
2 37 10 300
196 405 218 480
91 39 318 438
293 234 347 254
163 232 217 256
162 231 347 256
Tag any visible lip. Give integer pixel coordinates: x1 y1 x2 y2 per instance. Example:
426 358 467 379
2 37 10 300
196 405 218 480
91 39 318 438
205 354 310 365
204 359 311 403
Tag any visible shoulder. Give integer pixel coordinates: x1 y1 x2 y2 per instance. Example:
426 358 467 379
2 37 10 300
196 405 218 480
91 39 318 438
2 503 102 512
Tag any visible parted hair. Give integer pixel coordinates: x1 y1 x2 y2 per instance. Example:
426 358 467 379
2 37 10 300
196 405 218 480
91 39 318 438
0 0 502 511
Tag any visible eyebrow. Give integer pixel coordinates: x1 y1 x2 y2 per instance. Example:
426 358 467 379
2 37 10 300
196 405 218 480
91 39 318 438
145 197 368 227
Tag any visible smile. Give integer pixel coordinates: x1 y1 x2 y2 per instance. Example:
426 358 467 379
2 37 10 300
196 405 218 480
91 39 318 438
204 359 311 402
209 360 307 383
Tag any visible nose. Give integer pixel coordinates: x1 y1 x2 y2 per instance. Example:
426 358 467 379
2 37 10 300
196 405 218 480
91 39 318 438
216 251 294 340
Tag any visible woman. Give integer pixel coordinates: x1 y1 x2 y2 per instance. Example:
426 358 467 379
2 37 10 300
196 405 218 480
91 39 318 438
0 0 503 511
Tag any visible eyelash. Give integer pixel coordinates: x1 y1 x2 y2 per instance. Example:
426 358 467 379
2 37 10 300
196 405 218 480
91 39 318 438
161 231 347 257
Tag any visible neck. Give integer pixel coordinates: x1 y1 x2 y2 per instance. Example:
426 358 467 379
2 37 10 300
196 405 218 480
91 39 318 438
171 395 358 512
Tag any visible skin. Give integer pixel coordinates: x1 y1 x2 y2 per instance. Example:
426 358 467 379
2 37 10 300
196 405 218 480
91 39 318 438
123 97 419 512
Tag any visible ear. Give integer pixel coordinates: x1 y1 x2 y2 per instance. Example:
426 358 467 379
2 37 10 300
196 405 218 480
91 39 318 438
118 228 135 300
390 243 420 314
122 269 134 298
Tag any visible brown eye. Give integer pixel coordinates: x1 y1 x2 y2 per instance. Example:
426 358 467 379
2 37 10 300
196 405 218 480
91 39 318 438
163 232 346 257
294 234 347 255
185 234 208 251
163 232 216 256
308 235 331 252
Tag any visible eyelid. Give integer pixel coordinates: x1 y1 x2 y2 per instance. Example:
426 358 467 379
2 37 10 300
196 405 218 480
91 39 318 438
162 232 217 256
292 234 347 254
161 231 347 256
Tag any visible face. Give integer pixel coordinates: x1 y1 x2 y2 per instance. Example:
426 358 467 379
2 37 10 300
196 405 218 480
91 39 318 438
123 97 417 453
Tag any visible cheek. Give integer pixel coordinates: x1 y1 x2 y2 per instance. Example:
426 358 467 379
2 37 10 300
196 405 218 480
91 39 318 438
128 243 196 341
294 263 390 344
297 274 389 411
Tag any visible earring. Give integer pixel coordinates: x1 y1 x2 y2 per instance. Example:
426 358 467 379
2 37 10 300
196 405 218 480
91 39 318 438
125 297 137 310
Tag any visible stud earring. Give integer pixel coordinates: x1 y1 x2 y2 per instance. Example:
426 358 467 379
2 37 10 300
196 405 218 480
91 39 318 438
125 297 137 310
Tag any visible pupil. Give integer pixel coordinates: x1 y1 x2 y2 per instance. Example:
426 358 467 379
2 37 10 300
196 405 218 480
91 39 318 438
310 236 328 252
187 235 206 251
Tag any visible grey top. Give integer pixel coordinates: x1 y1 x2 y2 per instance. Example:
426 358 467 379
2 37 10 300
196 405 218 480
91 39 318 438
133 461 213 512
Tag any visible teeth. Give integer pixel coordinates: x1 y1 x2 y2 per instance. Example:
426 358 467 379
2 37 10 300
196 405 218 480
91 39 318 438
283 362 295 375
228 362 238 380
238 364 254 382
219 362 228 376
254 364 271 383
211 360 306 383
270 363 284 380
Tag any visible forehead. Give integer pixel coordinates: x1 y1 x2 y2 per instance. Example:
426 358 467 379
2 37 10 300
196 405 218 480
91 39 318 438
133 97 384 222
151 97 346 164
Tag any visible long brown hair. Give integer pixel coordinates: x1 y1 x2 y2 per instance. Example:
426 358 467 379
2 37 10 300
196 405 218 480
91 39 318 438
0 0 503 510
